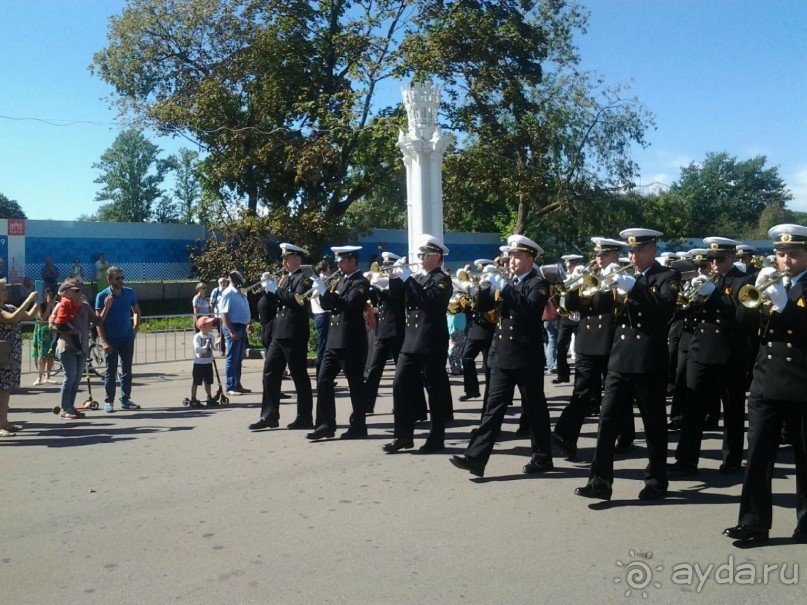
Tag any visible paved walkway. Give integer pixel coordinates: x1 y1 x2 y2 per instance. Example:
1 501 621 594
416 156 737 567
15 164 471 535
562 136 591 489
2 358 805 604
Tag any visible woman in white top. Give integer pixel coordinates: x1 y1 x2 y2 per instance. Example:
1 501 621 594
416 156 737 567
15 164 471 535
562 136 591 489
192 282 212 331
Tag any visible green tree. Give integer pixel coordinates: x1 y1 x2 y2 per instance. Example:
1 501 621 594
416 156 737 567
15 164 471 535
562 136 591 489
170 148 203 224
93 128 172 222
0 193 26 219
670 152 792 238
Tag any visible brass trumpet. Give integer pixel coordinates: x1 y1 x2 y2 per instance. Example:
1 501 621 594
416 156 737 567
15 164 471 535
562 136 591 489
594 263 635 293
245 275 281 294
558 260 600 298
369 261 420 274
294 271 342 305
677 271 718 310
737 270 788 309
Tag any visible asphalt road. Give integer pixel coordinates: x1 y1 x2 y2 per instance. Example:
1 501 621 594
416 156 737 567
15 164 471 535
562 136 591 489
2 357 805 604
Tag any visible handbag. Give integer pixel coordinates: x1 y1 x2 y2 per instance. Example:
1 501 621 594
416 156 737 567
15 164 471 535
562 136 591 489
0 340 11 369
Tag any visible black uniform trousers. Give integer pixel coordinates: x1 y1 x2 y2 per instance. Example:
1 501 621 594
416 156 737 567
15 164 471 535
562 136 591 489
739 392 807 532
261 337 313 423
364 335 427 418
676 360 746 467
588 369 669 490
392 349 451 443
555 322 578 380
669 334 691 423
461 336 491 397
316 346 368 431
465 364 552 466
556 353 631 443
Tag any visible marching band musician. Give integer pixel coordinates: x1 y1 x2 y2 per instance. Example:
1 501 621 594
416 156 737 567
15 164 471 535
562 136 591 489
383 235 454 454
574 228 680 501
307 246 371 441
553 254 584 384
450 234 553 477
735 244 760 279
249 243 314 431
670 237 753 476
724 224 807 544
553 237 627 460
364 252 427 419
459 259 497 404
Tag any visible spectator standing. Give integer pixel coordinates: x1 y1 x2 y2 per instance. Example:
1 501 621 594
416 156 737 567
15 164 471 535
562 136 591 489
542 286 560 373
310 261 331 377
209 276 229 354
218 270 252 396
186 317 217 407
41 257 59 296
447 309 466 375
51 280 97 419
0 280 38 436
95 253 109 291
95 266 141 412
192 282 212 331
69 258 85 284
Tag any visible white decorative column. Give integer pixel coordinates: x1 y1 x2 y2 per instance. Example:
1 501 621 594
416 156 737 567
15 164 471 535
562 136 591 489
397 81 448 262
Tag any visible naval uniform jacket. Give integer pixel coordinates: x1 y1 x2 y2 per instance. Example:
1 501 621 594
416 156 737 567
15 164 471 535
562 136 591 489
467 308 496 341
369 286 405 340
565 287 617 357
390 268 453 356
257 291 277 348
271 268 312 340
319 271 370 350
589 262 680 374
741 273 807 401
476 269 549 370
686 266 752 365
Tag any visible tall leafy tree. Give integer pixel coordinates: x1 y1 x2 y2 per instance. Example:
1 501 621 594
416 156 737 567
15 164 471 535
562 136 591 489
93 128 172 222
669 152 792 238
0 193 26 219
170 147 203 224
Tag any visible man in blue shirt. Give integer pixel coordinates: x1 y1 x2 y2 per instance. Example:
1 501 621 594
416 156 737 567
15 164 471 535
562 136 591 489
219 270 252 395
95 266 141 412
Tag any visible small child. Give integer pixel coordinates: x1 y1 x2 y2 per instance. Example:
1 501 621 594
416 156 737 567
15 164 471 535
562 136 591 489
53 283 83 353
32 298 56 386
187 316 217 407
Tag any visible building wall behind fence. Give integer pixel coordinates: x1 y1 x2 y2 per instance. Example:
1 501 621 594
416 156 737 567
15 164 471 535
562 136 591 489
24 220 206 282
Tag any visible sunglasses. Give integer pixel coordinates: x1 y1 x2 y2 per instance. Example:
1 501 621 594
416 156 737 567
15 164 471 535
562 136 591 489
417 252 437 259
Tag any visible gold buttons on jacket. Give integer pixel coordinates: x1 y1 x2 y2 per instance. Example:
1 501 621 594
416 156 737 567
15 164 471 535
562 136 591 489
786 357 792 362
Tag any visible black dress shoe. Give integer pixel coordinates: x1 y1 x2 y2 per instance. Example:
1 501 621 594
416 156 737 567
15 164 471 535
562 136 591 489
722 524 769 542
667 419 683 431
718 462 742 474
382 438 414 453
551 377 570 384
248 417 278 430
417 441 445 453
551 433 578 461
236 387 252 393
449 455 485 477
340 427 368 440
614 440 634 454
638 485 668 501
287 417 314 430
306 427 335 440
668 461 698 476
792 529 807 543
574 484 612 501
523 459 555 474
458 392 480 402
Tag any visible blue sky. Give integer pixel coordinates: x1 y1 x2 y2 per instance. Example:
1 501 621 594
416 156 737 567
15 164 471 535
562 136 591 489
1 0 805 221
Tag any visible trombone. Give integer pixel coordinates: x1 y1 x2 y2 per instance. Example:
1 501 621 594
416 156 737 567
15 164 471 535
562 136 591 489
294 271 342 305
737 270 788 309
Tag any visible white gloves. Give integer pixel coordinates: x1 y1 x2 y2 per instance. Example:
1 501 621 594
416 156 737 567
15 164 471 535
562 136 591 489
262 279 278 294
312 277 327 296
690 274 716 297
764 282 788 312
600 263 620 289
614 273 636 293
571 265 585 278
393 266 411 281
373 276 390 290
488 273 507 292
482 264 498 274
755 266 778 287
